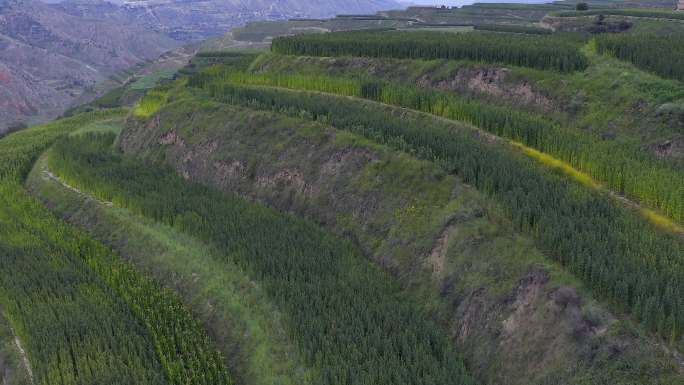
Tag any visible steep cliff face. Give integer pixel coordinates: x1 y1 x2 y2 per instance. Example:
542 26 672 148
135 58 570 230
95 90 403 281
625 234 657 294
119 100 683 385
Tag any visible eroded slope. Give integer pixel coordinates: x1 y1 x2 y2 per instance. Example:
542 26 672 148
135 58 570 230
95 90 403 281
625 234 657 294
119 99 683 385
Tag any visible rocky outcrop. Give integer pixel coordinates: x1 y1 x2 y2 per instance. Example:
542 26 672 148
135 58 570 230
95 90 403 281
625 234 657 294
417 66 556 113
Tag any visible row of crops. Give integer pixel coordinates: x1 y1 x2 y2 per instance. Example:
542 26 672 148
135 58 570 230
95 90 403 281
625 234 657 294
0 111 232 385
47 133 477 385
595 32 684 82
176 81 684 344
271 30 589 72
3 20 683 384
186 68 684 225
472 24 552 34
552 9 684 20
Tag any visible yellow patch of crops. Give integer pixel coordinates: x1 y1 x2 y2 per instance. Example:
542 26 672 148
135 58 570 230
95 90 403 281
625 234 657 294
640 207 684 235
511 141 684 236
133 90 168 118
510 141 600 189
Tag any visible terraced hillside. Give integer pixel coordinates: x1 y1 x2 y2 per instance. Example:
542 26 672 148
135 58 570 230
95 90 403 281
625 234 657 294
2 2 684 385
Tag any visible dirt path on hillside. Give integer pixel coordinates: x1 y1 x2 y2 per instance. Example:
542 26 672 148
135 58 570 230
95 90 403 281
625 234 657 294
427 221 457 277
43 170 113 207
12 334 33 384
1 308 33 385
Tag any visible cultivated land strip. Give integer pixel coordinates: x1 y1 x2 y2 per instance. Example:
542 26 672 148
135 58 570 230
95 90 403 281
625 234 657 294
237 84 684 237
138 80 684 350
510 142 684 236
30 155 312 385
0 111 234 385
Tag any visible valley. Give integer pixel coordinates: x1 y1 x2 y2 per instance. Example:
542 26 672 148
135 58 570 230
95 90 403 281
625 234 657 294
0 0 398 133
1 0 684 384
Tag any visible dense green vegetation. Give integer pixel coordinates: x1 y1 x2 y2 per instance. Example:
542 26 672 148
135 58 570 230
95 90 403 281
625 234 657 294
0 111 232 385
5 10 684 384
47 133 477 385
179 51 263 77
27 156 313 385
134 89 170 118
387 2 563 26
187 68 684 225
271 30 589 72
177 81 684 344
595 32 684 82
36 101 684 385
0 112 164 385
130 69 178 91
473 24 552 34
553 8 684 20
0 202 166 385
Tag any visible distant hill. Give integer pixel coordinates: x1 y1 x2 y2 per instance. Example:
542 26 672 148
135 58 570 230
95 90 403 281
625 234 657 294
0 0 400 133
0 0 179 132
108 0 401 41
48 0 401 42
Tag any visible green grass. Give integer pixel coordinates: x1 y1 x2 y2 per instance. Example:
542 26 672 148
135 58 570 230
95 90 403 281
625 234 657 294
130 69 178 91
250 45 684 157
517 43 684 144
0 111 168 385
133 89 170 118
69 118 124 137
552 8 684 20
595 31 684 82
192 80 684 345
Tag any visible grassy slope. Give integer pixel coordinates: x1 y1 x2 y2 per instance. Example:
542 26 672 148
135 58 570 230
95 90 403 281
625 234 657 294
119 97 682 385
517 44 684 155
26 155 313 385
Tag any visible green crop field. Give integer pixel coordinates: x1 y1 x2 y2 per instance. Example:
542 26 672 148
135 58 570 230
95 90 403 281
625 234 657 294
272 30 589 72
4 4 684 385
0 111 232 385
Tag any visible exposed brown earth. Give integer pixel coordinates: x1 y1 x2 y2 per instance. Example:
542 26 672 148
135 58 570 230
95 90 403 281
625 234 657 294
417 66 556 113
254 55 558 114
651 136 684 159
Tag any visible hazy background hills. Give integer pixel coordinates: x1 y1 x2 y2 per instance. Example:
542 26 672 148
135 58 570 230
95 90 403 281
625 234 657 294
0 0 400 132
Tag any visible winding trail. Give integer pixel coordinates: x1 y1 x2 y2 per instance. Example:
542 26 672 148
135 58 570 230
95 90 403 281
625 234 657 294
427 221 457 277
0 307 32 385
12 334 32 384
43 170 113 207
